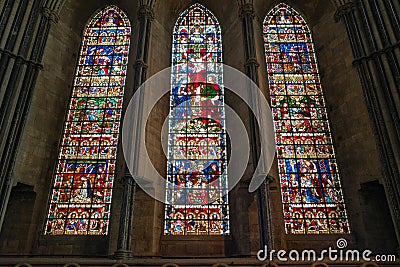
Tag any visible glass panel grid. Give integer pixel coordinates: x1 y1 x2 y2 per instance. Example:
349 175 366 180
44 6 131 235
164 4 229 236
264 3 350 234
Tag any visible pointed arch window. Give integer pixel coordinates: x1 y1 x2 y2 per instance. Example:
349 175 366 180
44 6 131 235
263 3 350 234
164 4 229 235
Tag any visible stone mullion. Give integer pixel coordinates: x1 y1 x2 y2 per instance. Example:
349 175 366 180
335 0 400 251
0 5 55 230
239 2 272 251
114 3 154 260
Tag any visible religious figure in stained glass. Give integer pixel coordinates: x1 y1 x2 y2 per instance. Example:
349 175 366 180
44 5 131 235
164 4 229 235
263 3 350 234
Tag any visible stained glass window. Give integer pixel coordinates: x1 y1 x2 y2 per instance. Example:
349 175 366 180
44 6 131 235
263 3 350 234
164 4 229 235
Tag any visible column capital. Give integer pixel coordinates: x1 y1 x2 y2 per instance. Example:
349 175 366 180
333 1 357 22
244 57 260 68
239 2 255 19
237 0 254 6
121 172 136 184
41 7 60 23
330 0 354 8
135 59 149 69
138 4 155 21
139 0 156 6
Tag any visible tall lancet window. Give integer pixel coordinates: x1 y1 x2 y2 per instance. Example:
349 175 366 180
164 4 229 235
44 6 131 235
263 3 350 234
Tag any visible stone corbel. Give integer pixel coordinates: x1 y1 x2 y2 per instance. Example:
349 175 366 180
239 2 255 19
333 0 357 22
41 7 60 24
244 57 260 68
135 59 149 69
138 4 155 21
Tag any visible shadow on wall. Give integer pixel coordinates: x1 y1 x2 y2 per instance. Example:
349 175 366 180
359 180 397 254
0 183 36 254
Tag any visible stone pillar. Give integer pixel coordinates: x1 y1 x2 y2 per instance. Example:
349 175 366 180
238 0 272 250
0 0 43 149
0 0 59 229
0 0 16 40
333 0 400 251
0 0 30 93
114 1 155 259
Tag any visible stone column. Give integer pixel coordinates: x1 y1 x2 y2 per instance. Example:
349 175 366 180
0 0 59 229
0 0 30 94
238 0 273 250
0 0 43 153
0 0 16 41
333 0 400 251
114 1 155 259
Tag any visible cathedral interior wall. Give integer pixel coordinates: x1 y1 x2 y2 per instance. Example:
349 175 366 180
0 0 397 259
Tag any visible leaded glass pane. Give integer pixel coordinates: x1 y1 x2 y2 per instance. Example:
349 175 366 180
264 3 350 234
164 4 229 236
44 5 131 235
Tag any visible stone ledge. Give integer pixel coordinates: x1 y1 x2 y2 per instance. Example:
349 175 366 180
0 257 399 267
